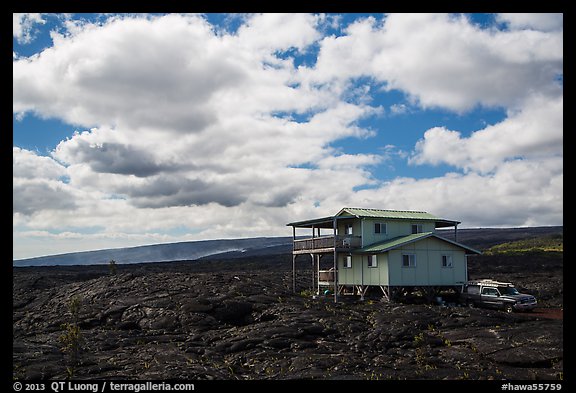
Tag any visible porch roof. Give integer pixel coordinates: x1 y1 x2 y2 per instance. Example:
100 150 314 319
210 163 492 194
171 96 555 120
286 215 337 229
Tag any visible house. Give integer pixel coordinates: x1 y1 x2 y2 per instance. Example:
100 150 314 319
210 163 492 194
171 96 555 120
287 207 481 302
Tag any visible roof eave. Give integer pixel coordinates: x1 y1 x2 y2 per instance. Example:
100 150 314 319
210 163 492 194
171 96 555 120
435 219 461 228
286 216 335 228
433 233 482 254
353 232 433 254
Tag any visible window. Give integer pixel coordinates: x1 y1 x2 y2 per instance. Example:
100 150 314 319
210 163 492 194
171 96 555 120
344 255 352 268
411 224 423 234
499 286 519 295
442 255 453 268
402 254 416 268
368 254 378 268
482 287 499 296
374 223 387 234
465 285 480 295
345 224 353 235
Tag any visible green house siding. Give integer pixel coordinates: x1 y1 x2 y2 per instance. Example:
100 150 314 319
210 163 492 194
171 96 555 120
338 255 361 284
338 254 390 286
338 237 467 287
337 221 362 236
361 218 436 246
387 237 467 286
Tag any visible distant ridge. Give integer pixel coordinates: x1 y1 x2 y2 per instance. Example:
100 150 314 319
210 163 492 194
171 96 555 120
436 226 562 252
13 226 562 267
13 237 293 267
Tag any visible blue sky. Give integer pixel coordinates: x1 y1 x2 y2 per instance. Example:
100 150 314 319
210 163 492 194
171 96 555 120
13 13 563 259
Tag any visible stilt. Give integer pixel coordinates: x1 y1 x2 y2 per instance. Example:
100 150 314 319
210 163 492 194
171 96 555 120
316 254 321 295
355 285 368 300
292 254 296 293
379 285 390 302
292 226 296 294
310 253 315 293
333 217 338 303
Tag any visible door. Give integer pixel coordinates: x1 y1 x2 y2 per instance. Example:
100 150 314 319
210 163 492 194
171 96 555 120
481 287 501 308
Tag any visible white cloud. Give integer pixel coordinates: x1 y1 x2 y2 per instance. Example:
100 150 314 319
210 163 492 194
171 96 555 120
13 147 67 179
13 13 45 44
353 156 562 228
497 13 563 32
13 13 563 259
12 14 381 257
236 13 321 53
12 148 77 216
14 14 237 130
410 94 563 173
301 13 563 112
389 103 408 115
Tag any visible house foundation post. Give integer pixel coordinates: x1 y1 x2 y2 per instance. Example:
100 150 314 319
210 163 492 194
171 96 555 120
316 254 321 295
292 226 296 293
292 254 296 293
380 285 390 302
333 217 338 303
310 253 315 294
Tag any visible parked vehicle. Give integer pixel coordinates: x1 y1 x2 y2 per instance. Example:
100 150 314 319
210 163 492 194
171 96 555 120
460 279 537 313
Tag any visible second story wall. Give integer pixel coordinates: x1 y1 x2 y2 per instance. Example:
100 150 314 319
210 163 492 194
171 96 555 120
337 220 361 238
338 218 437 246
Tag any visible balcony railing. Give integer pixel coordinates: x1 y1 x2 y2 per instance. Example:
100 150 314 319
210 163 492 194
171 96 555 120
293 235 361 253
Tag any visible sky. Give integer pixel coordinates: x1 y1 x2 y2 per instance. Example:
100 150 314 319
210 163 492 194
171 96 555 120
13 13 563 260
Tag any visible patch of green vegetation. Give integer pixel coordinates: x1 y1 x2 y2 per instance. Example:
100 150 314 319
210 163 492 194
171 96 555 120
484 234 563 255
59 296 83 377
298 289 314 298
413 332 425 347
108 259 117 275
13 363 26 380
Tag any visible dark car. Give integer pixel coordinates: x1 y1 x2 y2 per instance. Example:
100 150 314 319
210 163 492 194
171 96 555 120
460 279 537 313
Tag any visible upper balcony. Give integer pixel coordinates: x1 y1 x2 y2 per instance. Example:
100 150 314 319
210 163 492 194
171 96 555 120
293 235 362 254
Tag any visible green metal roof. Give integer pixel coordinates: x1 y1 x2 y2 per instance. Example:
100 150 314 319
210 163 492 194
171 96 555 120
287 207 460 228
352 232 481 255
339 207 451 221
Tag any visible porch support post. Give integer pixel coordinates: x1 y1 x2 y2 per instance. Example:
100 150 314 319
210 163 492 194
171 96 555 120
454 223 458 242
333 217 338 303
360 254 364 300
310 253 315 293
292 226 296 293
292 254 296 293
316 254 321 295
380 285 390 302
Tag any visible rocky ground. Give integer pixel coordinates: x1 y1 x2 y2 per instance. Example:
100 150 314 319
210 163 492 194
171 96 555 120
13 253 563 381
